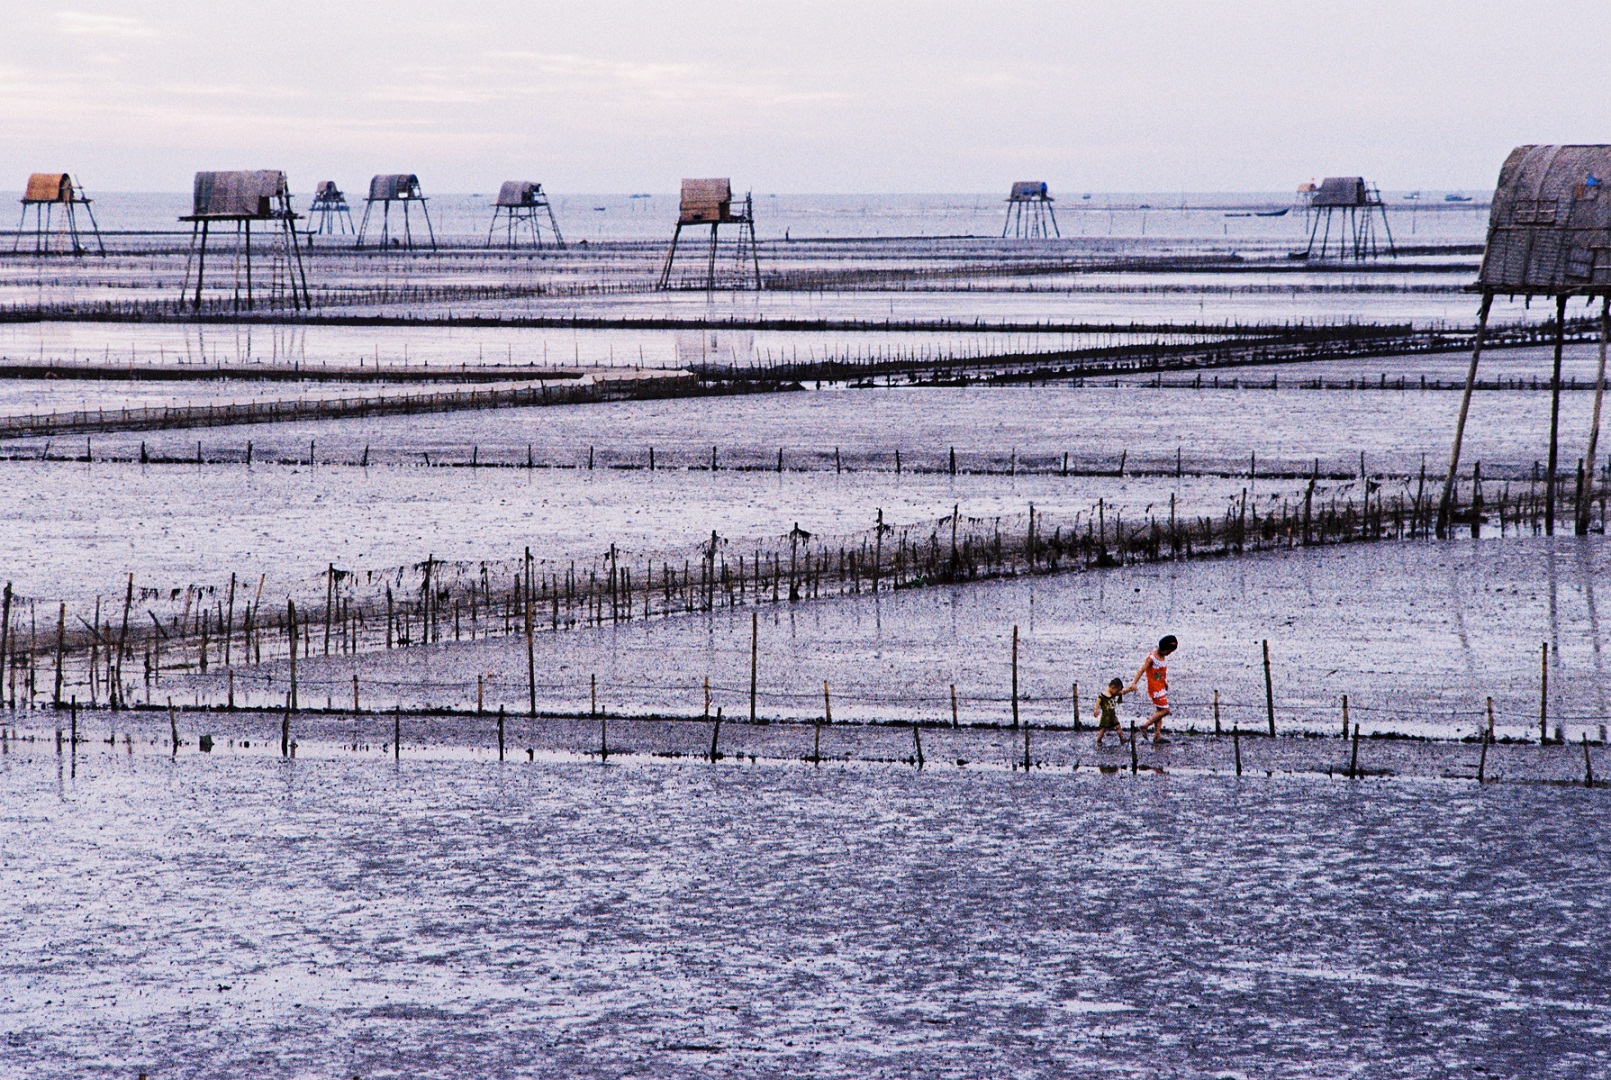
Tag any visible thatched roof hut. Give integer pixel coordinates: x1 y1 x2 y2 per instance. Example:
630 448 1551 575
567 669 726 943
678 178 732 224
1479 145 1611 294
22 173 75 204
368 174 425 202
186 171 292 219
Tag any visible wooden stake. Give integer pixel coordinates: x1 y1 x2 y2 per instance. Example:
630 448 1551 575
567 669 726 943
498 705 505 761
1341 694 1349 739
1584 733 1594 787
1011 624 1020 729
1233 725 1241 775
749 611 758 723
1071 681 1080 732
1213 688 1221 735
1130 720 1138 774
1540 641 1549 743
1262 639 1275 736
709 707 722 762
287 599 298 711
393 707 400 760
1348 722 1361 778
525 587 536 719
914 724 924 769
950 683 958 728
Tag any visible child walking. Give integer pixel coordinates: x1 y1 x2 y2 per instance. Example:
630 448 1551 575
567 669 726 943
1125 635 1177 745
1093 678 1129 747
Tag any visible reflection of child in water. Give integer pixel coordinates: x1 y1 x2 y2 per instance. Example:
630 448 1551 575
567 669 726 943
1093 678 1128 747
1124 635 1177 745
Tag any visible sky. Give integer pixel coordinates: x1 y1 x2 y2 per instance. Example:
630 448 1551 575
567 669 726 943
1 1 1608 193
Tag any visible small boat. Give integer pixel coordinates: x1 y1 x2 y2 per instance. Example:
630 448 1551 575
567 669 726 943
1225 211 1252 218
1082 193 1093 200
1445 194 1473 203
1255 207 1290 217
629 193 652 199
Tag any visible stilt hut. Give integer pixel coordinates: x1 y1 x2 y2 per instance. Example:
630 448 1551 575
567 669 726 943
488 181 565 248
308 181 354 237
15 173 104 256
657 178 761 290
178 170 310 311
1302 177 1394 259
1440 145 1611 537
357 174 435 250
1003 182 1059 239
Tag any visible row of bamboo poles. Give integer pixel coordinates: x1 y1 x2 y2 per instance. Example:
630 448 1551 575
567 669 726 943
0 373 694 439
0 467 1594 714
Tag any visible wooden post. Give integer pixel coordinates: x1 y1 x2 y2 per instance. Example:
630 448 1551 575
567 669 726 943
1478 698 1493 784
1540 641 1549 743
169 698 180 757
703 675 711 720
709 707 721 762
525 589 536 718
228 669 235 711
1584 733 1594 787
1438 291 1493 536
590 673 597 718
394 707 400 760
497 705 505 761
1262 639 1275 736
53 601 65 708
1341 694 1349 739
1071 681 1080 732
1213 689 1221 735
950 683 958 728
1233 725 1242 776
1578 296 1609 535
287 599 297 711
1022 720 1030 771
914 724 924 769
281 694 290 757
599 714 608 762
1129 720 1138 774
1546 294 1568 536
1348 722 1360 778
1010 624 1020 728
749 611 758 723
324 563 334 655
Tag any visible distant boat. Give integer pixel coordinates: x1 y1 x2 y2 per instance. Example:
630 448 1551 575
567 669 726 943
1445 194 1473 202
1082 193 1092 200
1225 211 1253 218
1404 192 1422 201
593 205 607 211
1138 203 1152 209
629 193 652 198
1255 207 1290 217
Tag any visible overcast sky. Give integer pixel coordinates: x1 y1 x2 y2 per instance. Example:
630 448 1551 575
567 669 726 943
2 1 1607 193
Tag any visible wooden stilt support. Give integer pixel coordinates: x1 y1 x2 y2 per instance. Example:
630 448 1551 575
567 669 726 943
1546 294 1568 536
1577 297 1609 535
1438 292 1494 536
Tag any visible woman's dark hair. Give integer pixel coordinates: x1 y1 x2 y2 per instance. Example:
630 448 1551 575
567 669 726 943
1158 634 1178 654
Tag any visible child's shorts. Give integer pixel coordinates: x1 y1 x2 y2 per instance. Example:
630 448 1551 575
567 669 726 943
1098 716 1121 731
1149 689 1169 709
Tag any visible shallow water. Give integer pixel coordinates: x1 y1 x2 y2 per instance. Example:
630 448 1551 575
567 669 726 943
0 744 1603 1079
